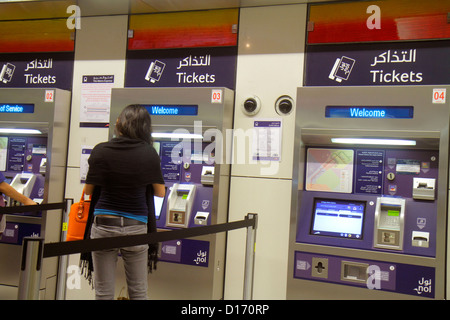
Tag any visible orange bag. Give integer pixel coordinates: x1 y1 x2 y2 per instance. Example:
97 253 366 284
66 190 91 241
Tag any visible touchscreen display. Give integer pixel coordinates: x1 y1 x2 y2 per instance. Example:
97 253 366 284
310 198 365 239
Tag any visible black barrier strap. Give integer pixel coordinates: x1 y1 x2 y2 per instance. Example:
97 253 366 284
43 217 256 258
0 202 66 214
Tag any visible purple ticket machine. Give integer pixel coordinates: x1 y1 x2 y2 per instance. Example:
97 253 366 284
287 86 450 299
0 88 71 299
109 87 233 299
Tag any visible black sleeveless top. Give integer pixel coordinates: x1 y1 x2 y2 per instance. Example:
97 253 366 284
86 136 164 221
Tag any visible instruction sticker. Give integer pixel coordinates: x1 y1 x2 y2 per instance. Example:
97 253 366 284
396 159 420 174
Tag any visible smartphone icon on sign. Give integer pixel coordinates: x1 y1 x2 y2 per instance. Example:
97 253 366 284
328 56 355 82
145 60 165 83
0 63 16 83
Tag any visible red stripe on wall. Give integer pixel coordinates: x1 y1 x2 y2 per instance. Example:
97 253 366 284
0 41 74 53
129 25 237 50
308 19 399 43
308 0 450 45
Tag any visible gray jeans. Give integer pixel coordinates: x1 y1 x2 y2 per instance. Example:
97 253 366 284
91 221 148 300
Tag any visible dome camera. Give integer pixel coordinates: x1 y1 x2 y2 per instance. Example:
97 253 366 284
241 96 261 116
275 95 294 115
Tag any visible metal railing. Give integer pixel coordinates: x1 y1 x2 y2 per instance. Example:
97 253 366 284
7 200 257 300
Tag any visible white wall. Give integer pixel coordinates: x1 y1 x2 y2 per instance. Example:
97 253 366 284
224 4 306 299
64 15 128 300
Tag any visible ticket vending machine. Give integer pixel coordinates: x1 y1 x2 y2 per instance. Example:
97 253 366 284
0 88 71 299
287 86 449 299
109 87 233 299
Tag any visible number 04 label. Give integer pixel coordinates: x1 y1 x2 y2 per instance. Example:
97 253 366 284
432 88 446 104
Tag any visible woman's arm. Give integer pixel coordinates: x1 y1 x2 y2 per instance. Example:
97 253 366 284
153 183 165 198
84 184 95 195
0 182 36 205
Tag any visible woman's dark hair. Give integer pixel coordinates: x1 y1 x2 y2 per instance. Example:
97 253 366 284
115 104 153 144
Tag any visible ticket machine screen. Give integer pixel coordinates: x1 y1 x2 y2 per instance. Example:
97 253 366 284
310 198 365 240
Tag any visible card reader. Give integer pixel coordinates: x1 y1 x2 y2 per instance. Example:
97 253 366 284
201 166 214 186
412 177 435 201
166 183 196 228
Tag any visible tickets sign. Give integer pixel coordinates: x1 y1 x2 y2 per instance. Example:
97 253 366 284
0 52 74 90
305 40 450 86
125 46 237 89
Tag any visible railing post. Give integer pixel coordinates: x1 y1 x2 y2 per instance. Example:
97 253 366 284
243 213 257 300
17 236 44 300
56 198 73 300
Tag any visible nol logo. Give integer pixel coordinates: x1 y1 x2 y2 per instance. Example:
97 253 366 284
193 250 208 265
414 278 432 295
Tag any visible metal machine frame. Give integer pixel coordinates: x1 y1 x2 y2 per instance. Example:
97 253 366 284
287 85 449 299
109 87 234 299
0 88 71 299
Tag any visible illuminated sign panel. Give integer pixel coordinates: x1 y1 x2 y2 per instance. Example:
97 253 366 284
145 105 198 116
0 104 34 114
325 106 414 119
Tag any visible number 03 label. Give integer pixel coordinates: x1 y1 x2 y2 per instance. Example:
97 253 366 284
432 88 446 104
211 89 223 103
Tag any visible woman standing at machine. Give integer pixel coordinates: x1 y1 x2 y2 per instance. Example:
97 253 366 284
82 104 165 300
